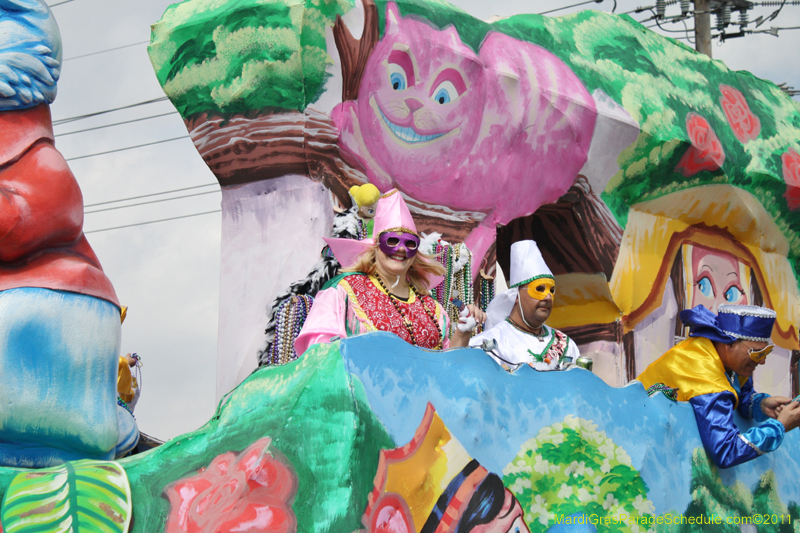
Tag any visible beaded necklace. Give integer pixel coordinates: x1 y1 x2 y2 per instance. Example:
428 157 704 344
432 241 473 329
267 294 314 365
505 317 548 340
372 274 443 349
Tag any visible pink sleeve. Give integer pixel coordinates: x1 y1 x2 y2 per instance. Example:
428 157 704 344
294 286 348 357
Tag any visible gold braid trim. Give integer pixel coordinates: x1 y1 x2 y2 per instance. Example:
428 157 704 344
379 227 420 238
339 278 378 333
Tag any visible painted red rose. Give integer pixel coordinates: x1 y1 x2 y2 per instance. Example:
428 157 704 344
719 84 761 144
164 438 298 533
782 148 800 210
676 113 726 177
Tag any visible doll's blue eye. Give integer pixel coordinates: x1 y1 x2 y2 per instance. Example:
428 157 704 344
697 277 714 298
725 286 742 303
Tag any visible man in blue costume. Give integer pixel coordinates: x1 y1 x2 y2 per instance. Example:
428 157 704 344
638 304 800 468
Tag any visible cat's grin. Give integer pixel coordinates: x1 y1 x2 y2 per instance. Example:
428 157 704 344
376 106 449 144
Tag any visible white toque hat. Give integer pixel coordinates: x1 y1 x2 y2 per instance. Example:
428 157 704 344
508 240 554 287
485 240 554 329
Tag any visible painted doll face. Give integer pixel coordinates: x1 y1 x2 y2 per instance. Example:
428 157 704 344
468 489 531 533
690 246 748 312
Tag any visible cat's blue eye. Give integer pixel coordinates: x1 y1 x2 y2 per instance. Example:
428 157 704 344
431 80 457 104
725 285 742 303
388 64 407 91
390 72 406 91
697 276 714 298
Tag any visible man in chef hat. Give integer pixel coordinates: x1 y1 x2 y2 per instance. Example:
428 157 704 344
470 240 580 371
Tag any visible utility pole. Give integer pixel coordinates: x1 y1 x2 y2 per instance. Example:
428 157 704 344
694 0 714 57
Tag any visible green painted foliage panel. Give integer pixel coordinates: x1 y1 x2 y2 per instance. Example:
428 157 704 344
119 341 393 533
149 0 353 116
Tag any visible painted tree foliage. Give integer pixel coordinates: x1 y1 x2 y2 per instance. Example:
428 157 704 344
656 449 800 533
504 416 654 533
149 0 353 116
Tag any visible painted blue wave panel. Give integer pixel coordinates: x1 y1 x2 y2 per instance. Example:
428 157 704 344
340 331 800 518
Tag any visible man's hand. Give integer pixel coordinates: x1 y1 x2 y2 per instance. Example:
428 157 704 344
761 396 792 419
777 400 800 432
450 305 486 348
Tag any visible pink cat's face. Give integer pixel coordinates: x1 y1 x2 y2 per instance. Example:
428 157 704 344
354 4 484 185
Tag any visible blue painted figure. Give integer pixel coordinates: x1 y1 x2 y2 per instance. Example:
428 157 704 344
0 0 137 466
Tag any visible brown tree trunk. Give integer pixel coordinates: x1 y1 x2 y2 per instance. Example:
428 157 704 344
333 0 379 102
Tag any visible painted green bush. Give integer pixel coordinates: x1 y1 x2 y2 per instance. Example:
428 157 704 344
655 449 800 533
148 0 353 116
503 416 655 533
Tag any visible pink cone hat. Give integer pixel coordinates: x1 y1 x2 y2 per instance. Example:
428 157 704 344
325 189 443 288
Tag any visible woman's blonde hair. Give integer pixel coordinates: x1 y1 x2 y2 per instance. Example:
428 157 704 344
343 243 445 296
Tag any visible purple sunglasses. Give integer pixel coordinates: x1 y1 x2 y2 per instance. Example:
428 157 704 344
379 231 420 258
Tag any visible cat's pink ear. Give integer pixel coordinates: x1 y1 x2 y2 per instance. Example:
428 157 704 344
385 2 402 35
443 25 460 48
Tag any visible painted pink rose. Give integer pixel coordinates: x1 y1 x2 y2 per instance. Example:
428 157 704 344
164 438 298 533
782 148 800 211
676 113 726 177
719 84 761 144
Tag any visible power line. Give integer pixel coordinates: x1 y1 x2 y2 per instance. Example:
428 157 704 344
85 189 220 214
63 40 149 62
52 97 170 126
48 0 76 6
622 4 652 15
538 0 603 15
646 21 694 31
65 135 190 161
85 183 217 208
85 209 222 234
55 111 178 137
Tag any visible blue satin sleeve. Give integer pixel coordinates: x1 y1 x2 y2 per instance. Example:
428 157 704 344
734 377 770 421
751 393 771 422
690 392 785 468
737 377 755 418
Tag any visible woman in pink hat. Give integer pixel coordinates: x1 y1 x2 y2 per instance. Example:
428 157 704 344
295 190 483 355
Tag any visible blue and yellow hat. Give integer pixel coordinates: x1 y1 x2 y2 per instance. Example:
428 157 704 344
680 304 776 344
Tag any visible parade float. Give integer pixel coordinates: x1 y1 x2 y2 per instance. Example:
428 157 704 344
2 0 800 531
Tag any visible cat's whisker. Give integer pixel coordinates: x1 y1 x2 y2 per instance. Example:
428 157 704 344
413 110 447 132
383 99 411 119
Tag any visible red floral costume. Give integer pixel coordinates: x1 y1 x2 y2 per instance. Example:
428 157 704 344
295 273 450 355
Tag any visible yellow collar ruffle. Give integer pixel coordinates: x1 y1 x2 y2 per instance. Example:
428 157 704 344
638 336 745 407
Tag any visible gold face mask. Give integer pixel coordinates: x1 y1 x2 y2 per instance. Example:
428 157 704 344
526 278 556 301
746 343 774 363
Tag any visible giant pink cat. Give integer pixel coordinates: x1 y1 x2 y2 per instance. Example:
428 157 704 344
332 2 598 267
